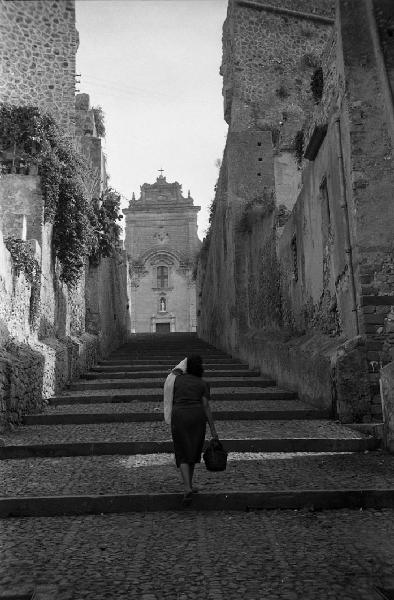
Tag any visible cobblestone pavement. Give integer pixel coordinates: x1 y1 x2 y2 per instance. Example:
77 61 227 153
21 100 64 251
0 420 366 445
0 451 392 497
43 399 320 414
1 336 389 599
1 509 394 599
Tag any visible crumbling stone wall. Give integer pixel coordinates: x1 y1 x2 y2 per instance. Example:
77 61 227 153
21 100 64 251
0 176 44 243
198 0 394 423
374 0 394 101
0 3 131 429
0 0 78 134
222 0 334 144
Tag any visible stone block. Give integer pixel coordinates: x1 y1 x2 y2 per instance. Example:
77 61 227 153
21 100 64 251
360 295 394 306
364 313 386 324
361 305 376 314
365 323 380 334
381 361 394 452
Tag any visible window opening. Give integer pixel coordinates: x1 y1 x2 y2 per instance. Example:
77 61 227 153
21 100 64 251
157 266 168 288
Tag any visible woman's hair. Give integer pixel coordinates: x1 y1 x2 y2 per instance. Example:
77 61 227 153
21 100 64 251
186 354 204 378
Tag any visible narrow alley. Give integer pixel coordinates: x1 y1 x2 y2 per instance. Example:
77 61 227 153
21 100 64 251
1 334 394 598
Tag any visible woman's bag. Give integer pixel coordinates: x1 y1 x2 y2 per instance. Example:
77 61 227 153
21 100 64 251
163 358 187 425
203 438 228 472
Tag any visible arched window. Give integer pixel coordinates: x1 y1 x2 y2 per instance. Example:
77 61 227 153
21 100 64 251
157 266 168 288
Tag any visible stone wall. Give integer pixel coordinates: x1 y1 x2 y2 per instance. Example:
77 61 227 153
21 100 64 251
0 206 130 430
0 176 44 243
222 0 334 144
198 0 394 424
0 0 78 134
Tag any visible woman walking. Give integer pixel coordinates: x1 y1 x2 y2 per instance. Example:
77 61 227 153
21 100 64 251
171 354 218 505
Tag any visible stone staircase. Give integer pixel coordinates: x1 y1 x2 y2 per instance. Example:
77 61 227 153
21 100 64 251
1 333 394 517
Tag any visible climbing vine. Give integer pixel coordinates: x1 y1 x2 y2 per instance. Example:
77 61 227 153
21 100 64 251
0 104 121 287
92 106 106 137
238 189 275 235
89 188 123 266
5 237 41 326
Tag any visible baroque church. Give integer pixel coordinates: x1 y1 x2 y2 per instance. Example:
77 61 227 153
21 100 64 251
123 174 201 333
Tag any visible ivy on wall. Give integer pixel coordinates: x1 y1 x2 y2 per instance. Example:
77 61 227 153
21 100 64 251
247 230 283 330
0 104 122 287
89 188 123 266
238 188 276 235
92 106 106 137
5 237 41 326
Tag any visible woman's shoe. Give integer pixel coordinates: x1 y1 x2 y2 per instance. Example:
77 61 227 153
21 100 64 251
182 492 193 507
192 487 199 494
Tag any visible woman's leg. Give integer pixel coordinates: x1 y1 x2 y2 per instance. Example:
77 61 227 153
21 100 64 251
179 463 192 493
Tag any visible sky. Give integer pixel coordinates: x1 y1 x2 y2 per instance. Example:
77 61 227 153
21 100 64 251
75 0 228 239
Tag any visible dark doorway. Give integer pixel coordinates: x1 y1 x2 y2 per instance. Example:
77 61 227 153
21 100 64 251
156 322 171 333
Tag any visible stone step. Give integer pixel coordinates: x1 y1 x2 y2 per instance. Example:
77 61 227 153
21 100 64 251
111 346 231 360
68 377 275 390
0 437 378 459
0 420 376 458
50 388 297 405
82 369 261 380
2 450 389 496
92 363 251 372
3 488 394 517
24 408 330 425
1 450 392 515
99 358 238 366
45 398 314 413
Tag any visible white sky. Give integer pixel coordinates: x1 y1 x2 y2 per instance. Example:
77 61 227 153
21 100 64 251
75 0 228 239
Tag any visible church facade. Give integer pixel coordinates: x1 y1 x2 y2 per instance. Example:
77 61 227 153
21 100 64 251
123 174 201 333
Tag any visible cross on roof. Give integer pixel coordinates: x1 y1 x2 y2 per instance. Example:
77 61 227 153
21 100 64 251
158 168 164 176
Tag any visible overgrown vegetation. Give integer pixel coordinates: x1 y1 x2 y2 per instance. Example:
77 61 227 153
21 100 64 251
5 237 41 325
89 188 123 266
238 189 276 235
92 106 106 137
0 104 121 287
248 231 283 329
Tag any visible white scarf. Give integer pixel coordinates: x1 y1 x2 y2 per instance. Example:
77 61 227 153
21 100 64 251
163 357 187 425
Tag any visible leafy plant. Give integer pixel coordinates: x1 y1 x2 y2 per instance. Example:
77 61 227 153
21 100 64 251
92 106 106 137
238 190 275 235
5 237 41 325
0 104 120 287
89 188 123 266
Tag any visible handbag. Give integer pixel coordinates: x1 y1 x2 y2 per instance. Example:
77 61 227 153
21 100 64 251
203 438 228 472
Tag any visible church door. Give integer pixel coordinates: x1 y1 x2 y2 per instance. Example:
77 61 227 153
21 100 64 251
156 322 171 333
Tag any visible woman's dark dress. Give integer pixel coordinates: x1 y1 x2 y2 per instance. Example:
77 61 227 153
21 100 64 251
171 373 210 467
